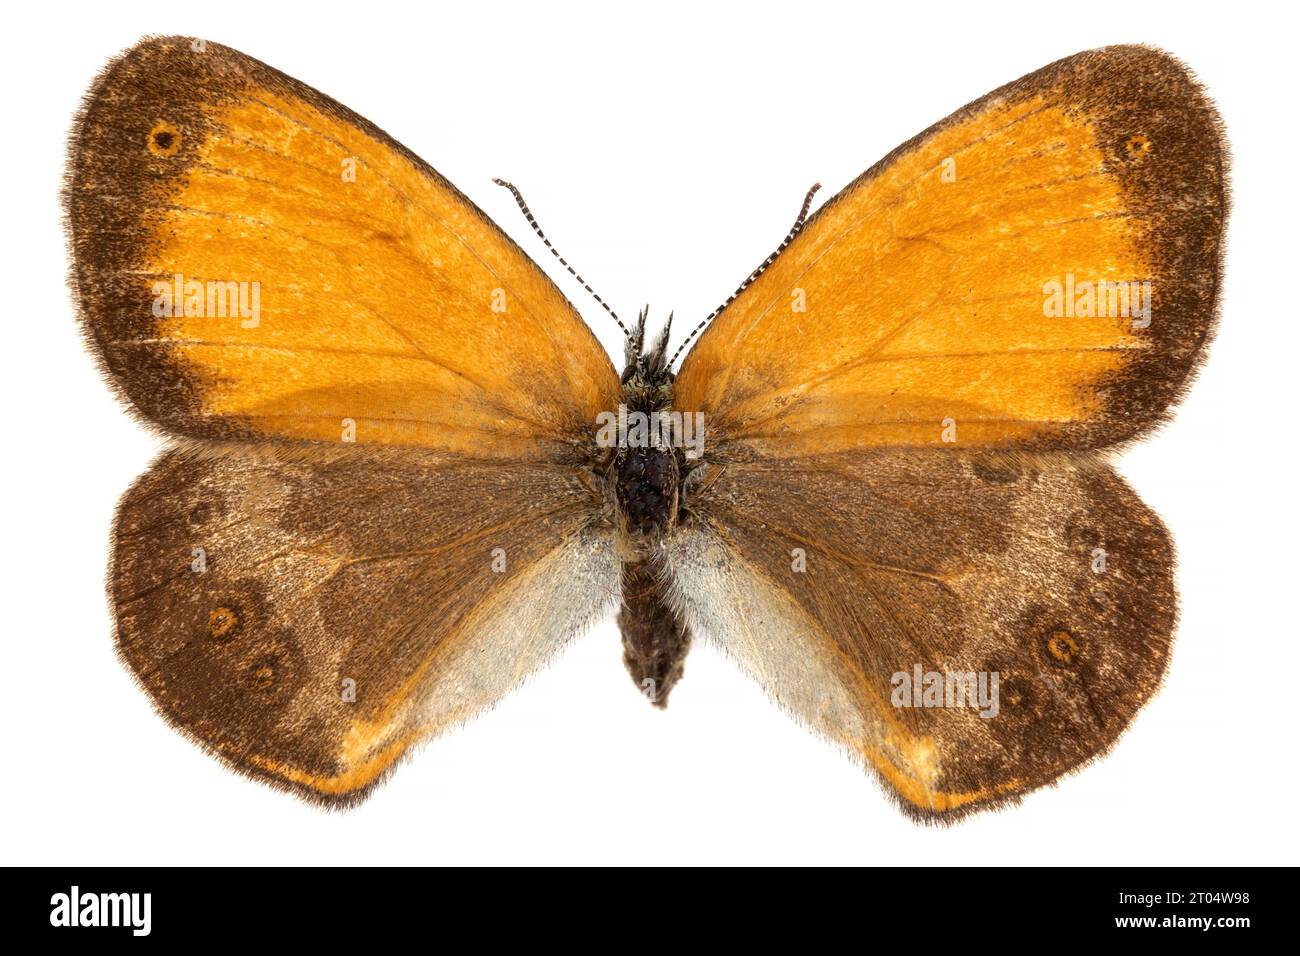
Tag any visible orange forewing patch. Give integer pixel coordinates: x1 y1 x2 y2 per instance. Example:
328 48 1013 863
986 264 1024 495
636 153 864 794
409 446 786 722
72 38 618 457
676 88 1162 455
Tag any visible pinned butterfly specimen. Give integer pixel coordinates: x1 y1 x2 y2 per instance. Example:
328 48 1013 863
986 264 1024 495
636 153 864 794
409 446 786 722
65 37 1225 819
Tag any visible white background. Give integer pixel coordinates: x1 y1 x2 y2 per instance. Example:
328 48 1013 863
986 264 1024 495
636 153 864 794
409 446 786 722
3 0 1296 866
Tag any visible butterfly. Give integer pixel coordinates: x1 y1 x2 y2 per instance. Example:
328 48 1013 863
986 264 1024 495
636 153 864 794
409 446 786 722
65 37 1225 819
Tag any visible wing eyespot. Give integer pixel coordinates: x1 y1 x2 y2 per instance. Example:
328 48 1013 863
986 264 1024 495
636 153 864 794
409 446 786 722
246 657 279 691
207 605 241 642
1124 133 1153 160
1043 627 1083 667
147 121 183 157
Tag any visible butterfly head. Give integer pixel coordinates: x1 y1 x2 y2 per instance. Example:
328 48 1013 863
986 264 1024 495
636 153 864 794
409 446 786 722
620 306 675 394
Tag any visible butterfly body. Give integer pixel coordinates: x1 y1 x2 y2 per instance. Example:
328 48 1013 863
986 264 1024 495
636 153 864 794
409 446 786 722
608 312 696 703
66 38 1225 818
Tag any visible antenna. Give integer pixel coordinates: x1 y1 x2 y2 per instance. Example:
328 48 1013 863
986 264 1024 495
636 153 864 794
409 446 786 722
492 179 631 339
668 182 822 367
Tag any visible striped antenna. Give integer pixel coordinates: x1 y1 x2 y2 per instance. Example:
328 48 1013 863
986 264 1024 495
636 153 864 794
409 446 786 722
668 182 822 367
493 178 631 339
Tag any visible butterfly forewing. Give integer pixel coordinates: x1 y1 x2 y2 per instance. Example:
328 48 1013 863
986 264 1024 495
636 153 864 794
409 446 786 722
676 45 1226 456
66 36 618 454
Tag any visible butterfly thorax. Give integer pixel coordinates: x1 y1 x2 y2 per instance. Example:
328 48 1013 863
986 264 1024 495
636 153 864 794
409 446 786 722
612 375 681 544
611 311 682 546
614 441 680 539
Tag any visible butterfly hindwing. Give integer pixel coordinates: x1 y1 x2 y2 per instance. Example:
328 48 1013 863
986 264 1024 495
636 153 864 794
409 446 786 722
113 444 615 803
671 450 1174 818
675 45 1226 455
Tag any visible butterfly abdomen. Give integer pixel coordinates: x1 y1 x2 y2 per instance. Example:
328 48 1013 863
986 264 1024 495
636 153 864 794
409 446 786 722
611 422 694 704
618 558 691 707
